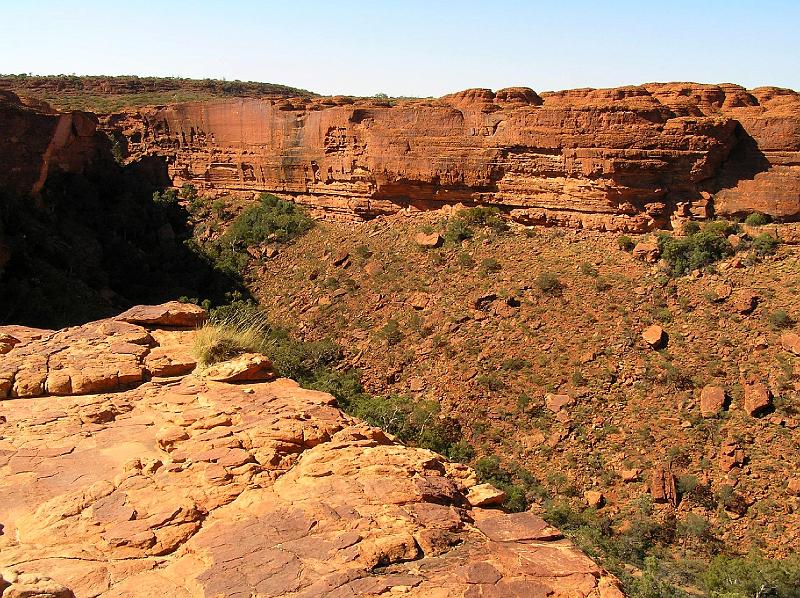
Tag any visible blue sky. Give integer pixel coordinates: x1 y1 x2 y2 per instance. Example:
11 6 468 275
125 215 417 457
1 0 797 96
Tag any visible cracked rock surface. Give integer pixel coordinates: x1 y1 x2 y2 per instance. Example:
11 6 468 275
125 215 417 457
0 304 622 597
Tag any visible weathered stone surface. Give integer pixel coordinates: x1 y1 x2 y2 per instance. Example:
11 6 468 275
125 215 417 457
414 231 444 248
632 240 660 262
650 464 678 506
743 382 772 416
115 301 206 328
104 83 800 230
0 306 620 597
199 352 274 382
466 483 507 507
781 331 800 355
700 385 726 417
0 303 204 398
545 393 575 412
0 90 111 197
584 490 605 508
642 324 666 348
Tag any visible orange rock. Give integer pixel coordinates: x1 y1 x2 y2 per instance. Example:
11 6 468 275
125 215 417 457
0 306 622 597
743 382 772 417
642 325 666 348
466 483 506 507
115 301 206 328
545 393 575 412
632 241 660 263
781 332 800 355
650 464 678 505
200 353 274 382
699 385 726 417
584 490 605 508
414 232 443 248
106 83 800 230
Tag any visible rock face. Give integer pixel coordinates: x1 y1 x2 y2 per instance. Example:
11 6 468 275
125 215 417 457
0 305 622 597
0 90 111 197
107 83 800 229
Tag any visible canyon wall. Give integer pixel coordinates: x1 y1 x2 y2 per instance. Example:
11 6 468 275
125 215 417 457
0 90 111 197
110 83 800 231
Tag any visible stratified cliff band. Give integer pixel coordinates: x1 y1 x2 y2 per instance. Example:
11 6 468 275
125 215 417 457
105 83 800 231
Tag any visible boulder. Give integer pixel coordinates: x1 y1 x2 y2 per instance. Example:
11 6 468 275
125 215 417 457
650 464 678 506
414 232 443 248
743 382 771 417
584 490 604 508
466 483 506 507
632 241 660 263
730 290 759 314
699 385 726 417
0 334 20 354
200 353 274 382
781 332 800 355
642 325 666 348
115 302 207 328
788 478 800 496
545 393 575 413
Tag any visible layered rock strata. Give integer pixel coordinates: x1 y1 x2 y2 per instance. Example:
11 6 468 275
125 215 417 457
108 83 800 230
0 303 622 597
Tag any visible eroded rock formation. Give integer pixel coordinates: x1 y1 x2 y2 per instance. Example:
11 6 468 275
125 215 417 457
0 303 622 597
0 90 111 197
109 83 800 230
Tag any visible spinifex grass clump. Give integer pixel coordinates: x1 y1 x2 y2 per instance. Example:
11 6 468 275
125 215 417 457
191 306 271 367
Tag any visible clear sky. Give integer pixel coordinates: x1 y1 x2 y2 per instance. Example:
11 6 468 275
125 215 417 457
1 0 797 97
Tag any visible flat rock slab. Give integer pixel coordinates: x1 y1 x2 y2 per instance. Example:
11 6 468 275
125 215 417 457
1 304 205 399
0 306 621 597
115 301 207 328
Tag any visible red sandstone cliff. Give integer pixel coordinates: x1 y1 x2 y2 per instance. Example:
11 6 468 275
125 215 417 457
107 83 800 231
0 91 112 199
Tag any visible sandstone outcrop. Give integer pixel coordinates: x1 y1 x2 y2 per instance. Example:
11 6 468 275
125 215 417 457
102 83 800 230
0 90 111 197
0 304 622 597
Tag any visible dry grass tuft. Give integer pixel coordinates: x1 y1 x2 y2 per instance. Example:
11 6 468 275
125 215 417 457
191 310 270 367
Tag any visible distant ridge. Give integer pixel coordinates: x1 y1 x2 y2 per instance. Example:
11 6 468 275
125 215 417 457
0 74 317 113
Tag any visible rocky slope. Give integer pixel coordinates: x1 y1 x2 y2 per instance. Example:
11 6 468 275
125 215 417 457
244 209 800 563
0 302 621 598
105 83 800 230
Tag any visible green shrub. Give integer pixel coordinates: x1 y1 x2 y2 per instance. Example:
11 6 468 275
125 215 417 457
378 319 402 346
476 373 505 391
701 553 800 598
211 199 227 219
656 222 735 276
535 271 563 295
752 233 779 257
768 309 794 330
618 235 635 252
683 220 701 235
744 212 772 226
152 188 178 207
580 262 599 277
457 206 509 233
444 218 474 245
623 556 691 598
179 183 198 201
480 257 502 274
223 193 312 246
